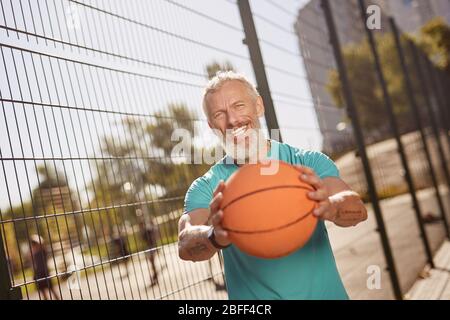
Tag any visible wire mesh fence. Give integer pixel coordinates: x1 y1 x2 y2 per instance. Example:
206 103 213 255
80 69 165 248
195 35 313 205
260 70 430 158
0 0 243 300
0 0 449 300
319 0 450 299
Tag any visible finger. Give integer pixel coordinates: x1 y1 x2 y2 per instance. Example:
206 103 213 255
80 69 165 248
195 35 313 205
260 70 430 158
307 189 328 201
294 165 315 175
299 173 320 185
313 201 330 219
312 206 324 219
300 173 323 190
214 229 229 240
211 210 223 227
209 192 223 213
213 180 225 197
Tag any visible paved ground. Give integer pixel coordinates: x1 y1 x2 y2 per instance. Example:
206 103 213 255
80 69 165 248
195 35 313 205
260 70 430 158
337 130 450 197
329 130 450 299
24 131 450 300
328 186 449 300
26 243 227 300
406 240 450 300
24 186 449 300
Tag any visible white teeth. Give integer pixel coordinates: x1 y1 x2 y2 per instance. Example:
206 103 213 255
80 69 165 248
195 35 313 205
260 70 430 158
233 125 247 136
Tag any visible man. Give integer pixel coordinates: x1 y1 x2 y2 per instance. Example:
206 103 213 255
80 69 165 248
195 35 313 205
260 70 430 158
111 228 130 278
30 235 60 300
139 219 161 286
178 71 367 300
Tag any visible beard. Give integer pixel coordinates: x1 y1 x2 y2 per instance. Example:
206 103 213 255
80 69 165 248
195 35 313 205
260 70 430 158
220 127 268 165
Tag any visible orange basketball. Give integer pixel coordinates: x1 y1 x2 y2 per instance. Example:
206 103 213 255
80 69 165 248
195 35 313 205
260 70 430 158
221 160 318 259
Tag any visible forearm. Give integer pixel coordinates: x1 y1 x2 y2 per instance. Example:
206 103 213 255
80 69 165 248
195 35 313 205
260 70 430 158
329 191 368 227
178 225 219 262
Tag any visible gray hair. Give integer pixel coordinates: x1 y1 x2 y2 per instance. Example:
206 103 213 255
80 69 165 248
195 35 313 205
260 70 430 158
202 71 260 117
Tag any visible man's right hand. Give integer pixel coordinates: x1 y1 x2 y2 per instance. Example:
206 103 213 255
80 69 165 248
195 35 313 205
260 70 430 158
208 180 231 247
178 180 231 261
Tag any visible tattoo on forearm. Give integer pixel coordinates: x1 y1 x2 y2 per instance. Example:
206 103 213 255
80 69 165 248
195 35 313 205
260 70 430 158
336 210 364 223
342 210 363 215
187 242 208 257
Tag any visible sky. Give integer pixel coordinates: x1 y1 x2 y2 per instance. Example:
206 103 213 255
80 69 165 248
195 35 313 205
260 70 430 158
0 0 319 210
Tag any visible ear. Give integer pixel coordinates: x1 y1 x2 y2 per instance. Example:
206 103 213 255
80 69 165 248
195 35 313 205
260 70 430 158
255 96 265 117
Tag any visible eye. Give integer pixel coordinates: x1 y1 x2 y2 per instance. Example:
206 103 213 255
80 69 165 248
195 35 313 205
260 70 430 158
214 111 225 119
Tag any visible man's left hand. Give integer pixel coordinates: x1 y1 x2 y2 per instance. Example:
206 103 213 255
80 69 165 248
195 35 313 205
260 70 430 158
296 165 338 222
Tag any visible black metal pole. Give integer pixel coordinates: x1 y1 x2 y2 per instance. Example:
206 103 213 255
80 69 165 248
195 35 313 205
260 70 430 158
237 0 282 142
445 72 450 132
438 70 450 132
444 71 450 133
0 229 22 299
411 47 450 190
423 57 450 149
390 17 440 267
409 42 450 238
357 15 435 268
321 0 403 300
416 49 450 175
0 228 11 300
444 72 450 117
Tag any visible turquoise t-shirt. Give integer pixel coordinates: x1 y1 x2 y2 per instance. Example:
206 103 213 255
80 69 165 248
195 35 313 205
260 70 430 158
183 140 348 300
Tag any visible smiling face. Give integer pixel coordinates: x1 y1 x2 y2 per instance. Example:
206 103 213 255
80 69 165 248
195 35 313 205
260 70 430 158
204 80 267 162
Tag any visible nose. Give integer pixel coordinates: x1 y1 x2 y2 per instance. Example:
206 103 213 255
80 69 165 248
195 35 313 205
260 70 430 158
226 110 241 129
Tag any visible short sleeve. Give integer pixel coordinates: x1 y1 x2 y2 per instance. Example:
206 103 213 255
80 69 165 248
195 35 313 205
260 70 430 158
295 150 340 179
183 176 214 214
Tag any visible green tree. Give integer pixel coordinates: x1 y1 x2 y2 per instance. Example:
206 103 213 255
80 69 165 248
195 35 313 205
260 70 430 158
3 164 81 245
2 200 34 249
327 19 450 140
2 163 82 276
416 17 450 74
31 163 82 244
88 103 210 244
327 33 424 140
206 60 235 79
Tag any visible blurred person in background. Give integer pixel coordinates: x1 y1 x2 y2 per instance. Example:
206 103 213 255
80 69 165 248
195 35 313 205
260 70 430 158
30 235 60 300
111 228 130 278
139 218 161 287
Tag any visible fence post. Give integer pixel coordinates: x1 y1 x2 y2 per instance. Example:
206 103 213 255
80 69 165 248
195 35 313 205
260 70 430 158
237 0 282 142
321 0 403 300
423 58 450 149
409 43 450 237
358 9 435 268
0 229 22 300
437 71 450 132
389 17 441 266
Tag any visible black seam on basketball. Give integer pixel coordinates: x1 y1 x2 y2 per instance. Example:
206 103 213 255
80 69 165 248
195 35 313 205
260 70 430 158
221 185 314 211
222 207 315 234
